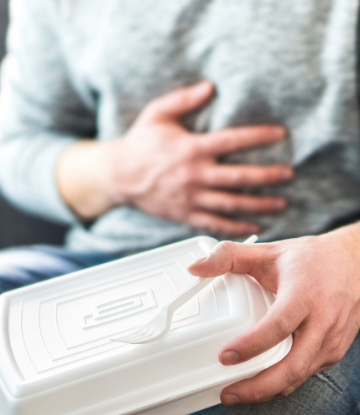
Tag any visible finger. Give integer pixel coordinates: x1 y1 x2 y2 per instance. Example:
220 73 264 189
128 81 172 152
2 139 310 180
194 125 286 157
274 361 333 398
144 81 214 120
185 210 260 236
193 164 294 187
278 362 331 398
188 239 277 279
274 382 304 398
218 292 308 366
275 359 325 398
221 325 323 406
279 309 360 397
191 189 287 214
304 316 359 377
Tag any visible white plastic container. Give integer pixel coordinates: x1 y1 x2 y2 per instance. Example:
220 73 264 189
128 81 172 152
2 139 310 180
0 236 292 415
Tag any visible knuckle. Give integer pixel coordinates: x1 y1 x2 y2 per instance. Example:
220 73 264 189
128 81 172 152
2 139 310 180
213 197 237 213
261 126 278 139
178 191 191 207
296 362 309 380
326 337 342 354
323 314 338 331
274 315 294 339
237 169 251 184
176 165 195 186
279 386 296 397
218 240 237 255
267 168 283 181
176 90 193 108
257 198 272 211
143 100 161 119
247 387 269 403
328 348 346 365
223 131 238 145
188 141 202 159
180 140 200 160
322 326 345 354
223 201 237 213
285 361 308 384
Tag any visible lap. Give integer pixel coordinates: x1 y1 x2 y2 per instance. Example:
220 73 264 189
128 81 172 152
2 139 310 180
193 330 360 415
0 245 117 294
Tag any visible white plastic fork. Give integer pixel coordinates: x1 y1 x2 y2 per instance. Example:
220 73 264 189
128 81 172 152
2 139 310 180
110 235 258 344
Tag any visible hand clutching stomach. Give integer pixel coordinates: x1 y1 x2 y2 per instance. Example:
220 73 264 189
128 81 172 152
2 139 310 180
58 81 293 236
188 224 360 406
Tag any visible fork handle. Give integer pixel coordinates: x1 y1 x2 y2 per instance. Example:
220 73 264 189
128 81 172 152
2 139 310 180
167 276 216 316
167 235 258 316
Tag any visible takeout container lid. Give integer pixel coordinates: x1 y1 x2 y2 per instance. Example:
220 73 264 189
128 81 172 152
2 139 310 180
0 236 292 415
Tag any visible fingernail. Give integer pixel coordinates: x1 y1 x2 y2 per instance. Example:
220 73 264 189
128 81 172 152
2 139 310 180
271 127 286 140
282 168 293 180
223 394 241 406
221 351 241 365
189 256 208 267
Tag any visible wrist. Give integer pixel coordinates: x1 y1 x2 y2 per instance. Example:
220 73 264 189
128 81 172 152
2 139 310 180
320 222 360 263
57 140 117 220
325 222 360 242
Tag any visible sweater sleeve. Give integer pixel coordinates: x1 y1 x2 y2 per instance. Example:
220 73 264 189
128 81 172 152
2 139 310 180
0 0 97 224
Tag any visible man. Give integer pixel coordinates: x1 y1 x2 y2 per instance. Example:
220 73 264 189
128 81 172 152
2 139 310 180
0 0 359 413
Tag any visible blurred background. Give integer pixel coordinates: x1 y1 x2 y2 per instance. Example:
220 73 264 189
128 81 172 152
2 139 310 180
0 0 67 248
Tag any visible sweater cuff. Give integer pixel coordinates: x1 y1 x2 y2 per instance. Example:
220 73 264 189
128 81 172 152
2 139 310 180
0 135 81 225
33 136 80 224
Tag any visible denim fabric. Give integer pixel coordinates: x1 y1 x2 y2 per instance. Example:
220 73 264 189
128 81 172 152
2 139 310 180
0 245 117 294
193 333 360 415
0 246 359 414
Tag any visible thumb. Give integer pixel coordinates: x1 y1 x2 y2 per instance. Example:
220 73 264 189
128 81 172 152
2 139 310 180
145 81 214 120
188 240 278 284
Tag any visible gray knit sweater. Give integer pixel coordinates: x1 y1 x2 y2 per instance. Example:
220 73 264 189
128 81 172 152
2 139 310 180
0 0 359 253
